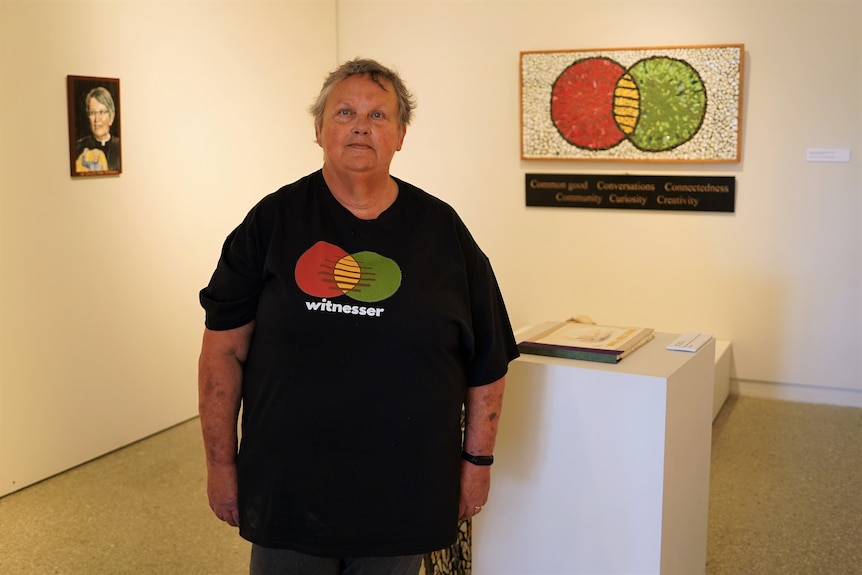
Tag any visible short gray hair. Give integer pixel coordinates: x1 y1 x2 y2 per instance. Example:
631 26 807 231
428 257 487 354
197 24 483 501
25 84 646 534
85 86 115 115
309 58 416 131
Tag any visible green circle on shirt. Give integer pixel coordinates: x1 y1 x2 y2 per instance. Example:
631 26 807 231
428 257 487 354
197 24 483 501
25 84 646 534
347 251 402 303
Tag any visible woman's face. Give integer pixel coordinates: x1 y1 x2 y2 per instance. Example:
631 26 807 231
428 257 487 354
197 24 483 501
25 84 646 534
315 74 406 179
87 97 114 141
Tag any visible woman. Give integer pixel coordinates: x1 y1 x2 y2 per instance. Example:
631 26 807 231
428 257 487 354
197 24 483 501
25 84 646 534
198 58 519 575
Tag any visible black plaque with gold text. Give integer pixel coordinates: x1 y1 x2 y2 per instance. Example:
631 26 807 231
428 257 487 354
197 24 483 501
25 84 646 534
526 173 735 212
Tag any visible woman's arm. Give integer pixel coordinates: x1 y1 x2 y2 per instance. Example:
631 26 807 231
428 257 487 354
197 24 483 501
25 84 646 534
197 321 255 527
459 376 506 520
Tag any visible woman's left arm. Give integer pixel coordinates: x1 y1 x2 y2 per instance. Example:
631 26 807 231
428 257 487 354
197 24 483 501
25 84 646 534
459 376 506 520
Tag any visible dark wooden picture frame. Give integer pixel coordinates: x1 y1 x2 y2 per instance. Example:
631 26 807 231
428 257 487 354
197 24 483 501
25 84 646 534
67 75 122 177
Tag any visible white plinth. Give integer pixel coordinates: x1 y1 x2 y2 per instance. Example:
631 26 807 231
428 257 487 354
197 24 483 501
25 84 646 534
473 333 715 575
713 340 732 420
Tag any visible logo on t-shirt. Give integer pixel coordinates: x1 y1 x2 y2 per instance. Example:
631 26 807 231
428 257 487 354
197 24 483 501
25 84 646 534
295 241 401 317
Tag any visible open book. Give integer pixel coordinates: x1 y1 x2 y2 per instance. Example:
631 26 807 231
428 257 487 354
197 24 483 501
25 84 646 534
517 319 654 363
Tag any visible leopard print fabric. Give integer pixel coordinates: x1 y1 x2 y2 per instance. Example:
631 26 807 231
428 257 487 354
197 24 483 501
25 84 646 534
424 518 471 575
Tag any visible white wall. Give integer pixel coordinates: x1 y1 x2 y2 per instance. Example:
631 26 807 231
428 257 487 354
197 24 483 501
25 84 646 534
0 0 336 496
338 0 861 405
1 0 859 496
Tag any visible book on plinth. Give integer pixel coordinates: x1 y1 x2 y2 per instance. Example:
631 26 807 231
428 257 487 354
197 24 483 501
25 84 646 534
517 319 654 363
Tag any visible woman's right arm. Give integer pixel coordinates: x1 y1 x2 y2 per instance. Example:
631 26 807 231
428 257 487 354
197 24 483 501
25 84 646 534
197 321 255 527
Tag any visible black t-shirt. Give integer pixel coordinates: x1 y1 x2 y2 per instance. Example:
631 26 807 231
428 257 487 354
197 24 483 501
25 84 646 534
200 170 519 556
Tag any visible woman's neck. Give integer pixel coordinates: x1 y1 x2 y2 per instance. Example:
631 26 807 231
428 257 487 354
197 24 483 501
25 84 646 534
321 164 398 220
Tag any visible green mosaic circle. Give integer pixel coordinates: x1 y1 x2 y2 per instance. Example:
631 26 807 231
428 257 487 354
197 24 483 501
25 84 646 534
626 57 706 152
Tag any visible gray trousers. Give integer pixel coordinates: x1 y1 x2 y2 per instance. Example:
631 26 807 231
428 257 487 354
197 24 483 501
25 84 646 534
249 544 423 575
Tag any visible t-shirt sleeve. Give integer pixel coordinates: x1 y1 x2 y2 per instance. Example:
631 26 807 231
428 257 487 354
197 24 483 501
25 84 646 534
459 225 520 387
199 200 272 331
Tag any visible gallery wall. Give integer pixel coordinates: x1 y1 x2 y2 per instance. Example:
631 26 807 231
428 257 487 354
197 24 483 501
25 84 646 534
338 0 861 405
1 0 860 496
0 0 336 496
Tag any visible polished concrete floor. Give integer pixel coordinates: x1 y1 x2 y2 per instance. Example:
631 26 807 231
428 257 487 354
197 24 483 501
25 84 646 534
706 396 861 574
0 396 860 574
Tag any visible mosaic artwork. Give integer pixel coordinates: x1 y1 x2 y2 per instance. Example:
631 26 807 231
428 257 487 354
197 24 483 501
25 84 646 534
521 45 744 162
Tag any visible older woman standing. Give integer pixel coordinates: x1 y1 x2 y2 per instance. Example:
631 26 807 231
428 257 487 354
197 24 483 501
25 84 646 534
198 59 518 575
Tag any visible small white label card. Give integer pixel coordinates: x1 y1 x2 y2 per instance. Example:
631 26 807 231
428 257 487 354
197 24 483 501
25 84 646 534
667 332 713 352
806 148 851 163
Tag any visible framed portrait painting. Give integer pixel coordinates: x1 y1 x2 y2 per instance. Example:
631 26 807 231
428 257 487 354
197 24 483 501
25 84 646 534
67 75 122 177
521 44 744 162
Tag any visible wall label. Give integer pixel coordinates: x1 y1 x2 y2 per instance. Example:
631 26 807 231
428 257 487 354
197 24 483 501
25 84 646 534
526 173 735 213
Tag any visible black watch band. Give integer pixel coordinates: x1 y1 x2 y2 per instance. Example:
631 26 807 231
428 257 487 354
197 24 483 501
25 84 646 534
461 450 494 466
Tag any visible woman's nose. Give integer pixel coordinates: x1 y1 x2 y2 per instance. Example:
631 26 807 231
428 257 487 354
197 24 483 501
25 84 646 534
353 116 370 134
